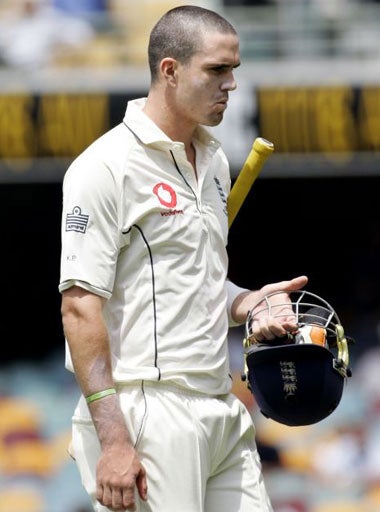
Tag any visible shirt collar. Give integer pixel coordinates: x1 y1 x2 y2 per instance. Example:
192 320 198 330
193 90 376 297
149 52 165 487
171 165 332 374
123 97 221 151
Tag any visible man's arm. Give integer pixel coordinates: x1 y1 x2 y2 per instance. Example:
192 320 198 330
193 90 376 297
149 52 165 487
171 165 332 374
61 286 148 511
230 275 309 341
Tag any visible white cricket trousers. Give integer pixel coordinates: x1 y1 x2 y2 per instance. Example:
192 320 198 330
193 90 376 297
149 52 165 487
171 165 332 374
71 380 273 512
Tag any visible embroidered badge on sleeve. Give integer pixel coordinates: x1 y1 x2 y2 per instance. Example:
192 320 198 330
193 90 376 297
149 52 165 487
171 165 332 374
66 206 89 233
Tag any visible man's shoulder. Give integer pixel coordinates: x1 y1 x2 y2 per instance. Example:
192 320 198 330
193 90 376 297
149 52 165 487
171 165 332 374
64 122 137 184
92 121 134 150
74 121 135 164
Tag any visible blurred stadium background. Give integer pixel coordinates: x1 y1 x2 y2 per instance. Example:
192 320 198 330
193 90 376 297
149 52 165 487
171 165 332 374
1 0 380 511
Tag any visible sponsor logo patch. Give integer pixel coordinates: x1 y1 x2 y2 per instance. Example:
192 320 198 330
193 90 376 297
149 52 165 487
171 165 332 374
153 182 177 208
66 206 89 233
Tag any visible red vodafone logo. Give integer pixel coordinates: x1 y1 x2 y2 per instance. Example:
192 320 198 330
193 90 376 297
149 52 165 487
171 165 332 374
153 182 177 208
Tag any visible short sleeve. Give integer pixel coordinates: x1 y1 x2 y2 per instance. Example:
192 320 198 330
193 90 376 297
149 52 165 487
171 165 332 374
59 152 120 296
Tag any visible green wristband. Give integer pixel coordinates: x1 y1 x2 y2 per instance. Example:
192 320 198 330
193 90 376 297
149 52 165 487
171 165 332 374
86 387 116 404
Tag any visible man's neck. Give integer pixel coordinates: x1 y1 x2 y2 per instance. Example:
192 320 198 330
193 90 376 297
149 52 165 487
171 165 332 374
143 91 196 151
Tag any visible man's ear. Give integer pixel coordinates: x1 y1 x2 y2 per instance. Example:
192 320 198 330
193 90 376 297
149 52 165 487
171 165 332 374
160 57 178 86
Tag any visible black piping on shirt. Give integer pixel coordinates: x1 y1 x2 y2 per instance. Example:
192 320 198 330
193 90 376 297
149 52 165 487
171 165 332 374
170 150 200 213
122 224 161 379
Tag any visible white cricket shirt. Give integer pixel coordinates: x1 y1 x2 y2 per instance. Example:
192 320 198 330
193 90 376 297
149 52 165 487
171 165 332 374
59 98 245 395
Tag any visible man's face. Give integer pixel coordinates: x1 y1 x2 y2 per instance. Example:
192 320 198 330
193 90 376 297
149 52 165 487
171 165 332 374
175 30 240 127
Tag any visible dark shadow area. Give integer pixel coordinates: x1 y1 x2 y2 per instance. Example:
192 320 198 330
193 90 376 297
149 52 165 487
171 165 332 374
228 175 380 362
1 183 64 363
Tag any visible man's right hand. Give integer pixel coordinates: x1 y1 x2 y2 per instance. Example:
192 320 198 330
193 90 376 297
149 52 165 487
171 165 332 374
96 442 148 511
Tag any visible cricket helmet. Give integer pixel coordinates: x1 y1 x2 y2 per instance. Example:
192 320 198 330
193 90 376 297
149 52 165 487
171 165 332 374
242 290 353 426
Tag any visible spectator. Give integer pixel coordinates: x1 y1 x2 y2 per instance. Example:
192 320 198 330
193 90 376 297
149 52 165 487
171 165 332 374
0 0 95 69
51 0 112 31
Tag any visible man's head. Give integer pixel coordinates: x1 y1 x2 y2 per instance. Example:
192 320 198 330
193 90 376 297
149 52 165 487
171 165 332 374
148 5 238 83
146 5 240 129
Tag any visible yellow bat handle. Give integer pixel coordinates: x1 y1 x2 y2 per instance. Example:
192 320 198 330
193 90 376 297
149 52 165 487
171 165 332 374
228 137 274 228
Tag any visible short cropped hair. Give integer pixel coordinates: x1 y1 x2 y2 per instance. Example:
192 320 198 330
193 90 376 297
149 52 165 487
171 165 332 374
148 5 237 83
